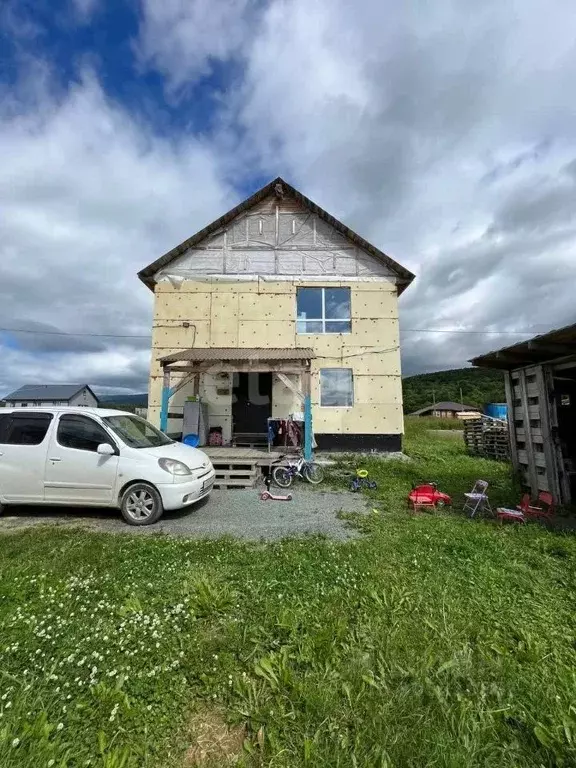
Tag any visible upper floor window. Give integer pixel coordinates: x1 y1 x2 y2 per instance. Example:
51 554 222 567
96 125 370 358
296 287 351 334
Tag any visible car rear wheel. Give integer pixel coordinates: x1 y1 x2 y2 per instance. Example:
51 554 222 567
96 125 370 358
120 483 163 526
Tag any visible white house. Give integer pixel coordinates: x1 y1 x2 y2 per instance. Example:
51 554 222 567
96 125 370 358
2 384 99 409
138 177 415 453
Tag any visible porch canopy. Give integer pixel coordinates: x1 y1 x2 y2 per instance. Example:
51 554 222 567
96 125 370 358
160 347 315 373
158 347 316 458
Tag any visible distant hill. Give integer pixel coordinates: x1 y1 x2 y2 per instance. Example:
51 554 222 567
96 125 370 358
402 368 505 414
98 393 148 407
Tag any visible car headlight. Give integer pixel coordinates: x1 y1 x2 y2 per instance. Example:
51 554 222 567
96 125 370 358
158 458 192 476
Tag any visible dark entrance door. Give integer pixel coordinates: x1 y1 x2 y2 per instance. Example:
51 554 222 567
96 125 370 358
232 373 272 437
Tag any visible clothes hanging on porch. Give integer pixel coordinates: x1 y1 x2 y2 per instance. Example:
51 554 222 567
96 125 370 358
267 418 303 448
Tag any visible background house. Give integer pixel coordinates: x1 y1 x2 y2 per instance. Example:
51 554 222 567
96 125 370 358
2 384 99 408
472 322 576 503
139 177 415 452
410 401 480 419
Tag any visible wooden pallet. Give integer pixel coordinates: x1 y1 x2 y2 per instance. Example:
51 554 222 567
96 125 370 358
463 418 510 461
211 460 259 489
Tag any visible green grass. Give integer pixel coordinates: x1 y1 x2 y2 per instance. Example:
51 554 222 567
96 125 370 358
1 421 576 767
409 414 466 430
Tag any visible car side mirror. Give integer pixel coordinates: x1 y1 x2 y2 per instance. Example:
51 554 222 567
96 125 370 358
97 443 115 456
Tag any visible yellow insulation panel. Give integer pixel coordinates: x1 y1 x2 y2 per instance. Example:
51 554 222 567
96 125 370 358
238 321 296 347
238 293 293 320
354 375 403 404
272 374 301 417
210 293 239 346
155 292 211 320
256 280 295 294
152 322 211 351
340 404 404 434
149 278 405 435
352 290 397 319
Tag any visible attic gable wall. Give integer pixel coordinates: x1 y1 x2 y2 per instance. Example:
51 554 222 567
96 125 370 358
157 194 396 281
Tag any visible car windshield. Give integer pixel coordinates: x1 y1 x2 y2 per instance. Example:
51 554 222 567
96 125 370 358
103 414 173 449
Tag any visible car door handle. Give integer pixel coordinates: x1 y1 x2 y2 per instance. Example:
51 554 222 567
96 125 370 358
49 457 62 462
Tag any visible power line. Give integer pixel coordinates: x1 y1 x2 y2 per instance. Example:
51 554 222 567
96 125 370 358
401 328 534 335
0 327 150 339
0 325 541 340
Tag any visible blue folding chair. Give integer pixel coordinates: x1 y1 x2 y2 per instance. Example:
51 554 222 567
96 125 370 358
463 479 492 518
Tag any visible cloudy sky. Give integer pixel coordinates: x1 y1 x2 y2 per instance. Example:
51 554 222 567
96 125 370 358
1 0 575 397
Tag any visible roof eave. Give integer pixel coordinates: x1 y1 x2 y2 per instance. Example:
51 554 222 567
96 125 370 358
137 176 415 292
471 322 576 370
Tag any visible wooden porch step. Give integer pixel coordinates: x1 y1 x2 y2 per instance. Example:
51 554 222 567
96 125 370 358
214 478 259 489
210 459 260 489
214 469 257 480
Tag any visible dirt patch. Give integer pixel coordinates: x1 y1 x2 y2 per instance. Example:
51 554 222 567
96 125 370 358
183 708 246 767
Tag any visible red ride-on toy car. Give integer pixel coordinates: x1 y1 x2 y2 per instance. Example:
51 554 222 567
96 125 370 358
408 482 452 512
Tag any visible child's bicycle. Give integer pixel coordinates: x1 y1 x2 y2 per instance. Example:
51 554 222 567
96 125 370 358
350 469 377 492
271 453 325 488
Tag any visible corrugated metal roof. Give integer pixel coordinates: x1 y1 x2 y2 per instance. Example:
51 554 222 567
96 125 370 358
160 347 315 363
138 177 415 293
2 384 96 402
471 322 576 370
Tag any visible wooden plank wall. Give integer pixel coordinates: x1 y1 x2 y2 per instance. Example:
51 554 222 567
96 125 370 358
509 364 557 496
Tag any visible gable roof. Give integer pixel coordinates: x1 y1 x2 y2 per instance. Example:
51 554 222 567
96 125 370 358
2 384 98 403
138 177 415 293
410 401 479 415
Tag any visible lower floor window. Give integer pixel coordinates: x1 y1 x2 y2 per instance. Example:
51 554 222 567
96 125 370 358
320 369 354 407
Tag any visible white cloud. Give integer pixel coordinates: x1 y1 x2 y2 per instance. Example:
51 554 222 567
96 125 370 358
224 0 576 373
0 72 235 396
136 0 259 90
72 0 100 22
3 0 576 403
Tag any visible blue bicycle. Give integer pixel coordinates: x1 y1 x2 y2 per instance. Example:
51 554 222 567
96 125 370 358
271 454 325 488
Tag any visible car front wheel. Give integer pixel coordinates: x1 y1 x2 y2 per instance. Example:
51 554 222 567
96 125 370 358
120 483 164 526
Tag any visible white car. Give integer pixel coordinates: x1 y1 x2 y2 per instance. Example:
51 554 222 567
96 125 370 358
0 407 215 525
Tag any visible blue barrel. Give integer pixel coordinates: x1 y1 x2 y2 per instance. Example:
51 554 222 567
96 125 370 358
484 403 508 420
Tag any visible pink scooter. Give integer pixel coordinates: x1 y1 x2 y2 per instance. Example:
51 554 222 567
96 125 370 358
260 475 292 501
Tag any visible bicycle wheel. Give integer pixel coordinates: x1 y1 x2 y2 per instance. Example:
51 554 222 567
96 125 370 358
272 466 293 488
303 462 324 484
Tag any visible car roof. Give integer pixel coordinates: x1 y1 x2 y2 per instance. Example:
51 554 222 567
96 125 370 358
0 406 135 418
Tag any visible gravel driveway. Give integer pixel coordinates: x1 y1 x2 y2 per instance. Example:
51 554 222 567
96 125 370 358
0 488 369 541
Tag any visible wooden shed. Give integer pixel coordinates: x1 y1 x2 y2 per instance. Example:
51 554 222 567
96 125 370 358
471 323 576 504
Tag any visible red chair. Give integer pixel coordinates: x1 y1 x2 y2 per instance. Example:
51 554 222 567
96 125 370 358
408 491 436 514
496 507 526 524
517 492 555 520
